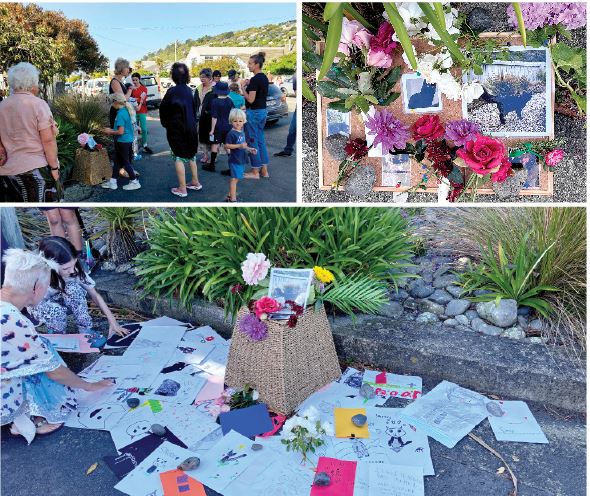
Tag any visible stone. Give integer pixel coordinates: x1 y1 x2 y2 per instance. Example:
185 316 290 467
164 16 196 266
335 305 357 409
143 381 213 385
528 337 549 344
433 274 458 289
453 315 468 326
403 297 418 311
471 318 503 336
501 327 526 340
492 168 527 200
443 318 458 327
126 398 140 409
433 265 450 279
391 289 409 301
101 261 116 271
251 443 263 451
476 300 518 327
150 423 166 436
429 289 453 305
465 310 479 321
422 270 434 284
116 262 133 273
419 300 445 316
517 306 532 317
351 414 367 427
344 163 376 197
518 316 529 329
446 285 464 298
177 457 200 471
409 280 435 298
445 299 471 317
360 383 375 400
467 6 493 33
486 402 504 417
455 257 472 270
314 472 331 487
416 312 440 325
455 325 475 333
529 319 545 331
325 134 348 162
377 301 403 319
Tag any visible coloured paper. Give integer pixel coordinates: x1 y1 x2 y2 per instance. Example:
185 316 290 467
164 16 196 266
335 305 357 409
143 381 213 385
219 403 274 439
159 470 207 496
361 370 422 406
334 408 370 439
310 457 357 496
43 333 100 353
104 323 142 349
488 401 549 444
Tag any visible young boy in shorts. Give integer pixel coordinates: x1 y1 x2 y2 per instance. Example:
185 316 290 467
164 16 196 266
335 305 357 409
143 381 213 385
205 81 235 173
224 108 257 202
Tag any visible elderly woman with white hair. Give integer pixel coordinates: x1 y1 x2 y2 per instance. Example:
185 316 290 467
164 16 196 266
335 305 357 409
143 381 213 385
1 249 113 442
0 62 61 202
109 57 133 128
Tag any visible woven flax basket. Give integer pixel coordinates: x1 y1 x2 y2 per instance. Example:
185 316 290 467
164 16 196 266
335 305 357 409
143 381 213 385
225 305 342 415
72 148 112 186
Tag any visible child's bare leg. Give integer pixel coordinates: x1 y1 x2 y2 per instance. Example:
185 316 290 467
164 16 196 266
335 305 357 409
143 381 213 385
188 160 200 187
244 168 261 179
174 160 187 192
230 178 238 201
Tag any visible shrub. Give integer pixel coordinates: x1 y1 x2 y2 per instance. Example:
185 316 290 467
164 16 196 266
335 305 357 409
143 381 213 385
54 117 79 181
135 207 415 318
51 93 109 136
89 208 145 265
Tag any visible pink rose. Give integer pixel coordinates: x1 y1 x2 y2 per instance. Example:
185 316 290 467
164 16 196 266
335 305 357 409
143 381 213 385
367 22 397 69
352 29 372 50
337 18 372 60
241 253 270 285
457 134 507 175
254 296 281 319
367 50 392 68
545 149 564 167
412 115 445 141
491 157 513 183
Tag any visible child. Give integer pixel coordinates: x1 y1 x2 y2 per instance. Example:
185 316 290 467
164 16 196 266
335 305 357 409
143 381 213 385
228 82 246 110
29 236 129 347
224 108 257 202
205 82 235 173
101 93 141 191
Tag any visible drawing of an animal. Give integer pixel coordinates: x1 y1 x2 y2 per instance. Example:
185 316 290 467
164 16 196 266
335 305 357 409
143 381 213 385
220 449 247 464
408 80 437 110
385 422 413 453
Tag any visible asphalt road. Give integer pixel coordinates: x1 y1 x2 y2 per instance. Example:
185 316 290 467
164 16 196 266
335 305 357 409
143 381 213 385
0 316 585 496
64 98 296 203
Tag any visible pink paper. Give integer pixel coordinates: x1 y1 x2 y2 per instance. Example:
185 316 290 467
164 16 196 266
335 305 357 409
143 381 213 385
43 334 100 353
375 371 387 384
310 457 357 496
193 374 224 402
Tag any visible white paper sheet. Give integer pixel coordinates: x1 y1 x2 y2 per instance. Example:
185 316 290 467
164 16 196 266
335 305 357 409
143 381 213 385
140 316 190 327
336 367 364 391
79 356 144 387
114 441 195 496
65 386 130 430
295 382 359 426
197 343 229 376
171 326 221 366
143 365 207 405
400 381 489 448
488 400 549 443
360 370 423 407
369 463 424 496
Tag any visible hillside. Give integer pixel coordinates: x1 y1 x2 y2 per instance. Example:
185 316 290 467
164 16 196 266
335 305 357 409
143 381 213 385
142 20 295 62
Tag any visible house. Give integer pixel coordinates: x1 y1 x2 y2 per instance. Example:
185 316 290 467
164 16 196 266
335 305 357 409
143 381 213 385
184 45 289 69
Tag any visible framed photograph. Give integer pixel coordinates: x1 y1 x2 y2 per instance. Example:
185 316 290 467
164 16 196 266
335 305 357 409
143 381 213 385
462 47 553 138
402 73 443 113
382 154 411 188
268 268 314 317
326 108 351 137
510 153 540 189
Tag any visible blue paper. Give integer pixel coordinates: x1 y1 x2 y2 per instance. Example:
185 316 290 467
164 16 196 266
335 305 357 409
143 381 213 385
219 404 273 439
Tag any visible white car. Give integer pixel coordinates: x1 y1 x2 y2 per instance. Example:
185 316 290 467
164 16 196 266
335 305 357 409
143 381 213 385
140 75 162 108
85 78 109 97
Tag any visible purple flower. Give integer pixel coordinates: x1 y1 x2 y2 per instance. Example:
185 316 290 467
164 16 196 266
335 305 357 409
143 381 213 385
365 109 410 152
444 119 481 147
507 3 586 30
239 313 268 341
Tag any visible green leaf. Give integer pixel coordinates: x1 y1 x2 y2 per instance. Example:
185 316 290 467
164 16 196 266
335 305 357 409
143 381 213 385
342 3 374 29
301 79 316 102
319 4 344 80
364 94 379 105
384 3 417 70
418 2 465 64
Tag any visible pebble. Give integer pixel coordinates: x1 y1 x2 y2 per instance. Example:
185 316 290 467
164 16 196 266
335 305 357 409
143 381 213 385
377 301 403 319
476 300 518 327
465 309 479 321
351 414 367 427
360 383 376 400
518 316 529 329
251 443 263 451
501 326 526 340
325 134 349 162
446 285 464 298
471 318 503 336
454 257 472 270
486 402 504 417
177 457 200 471
116 262 133 273
445 299 471 317
433 265 450 279
391 289 409 301
126 398 140 409
403 298 418 311
150 423 166 436
493 169 527 200
443 318 458 327
528 337 548 344
467 6 493 33
429 289 453 305
455 314 469 326
409 280 435 298
344 164 376 197
422 270 434 284
416 312 440 325
314 472 331 487
419 300 445 316
517 306 532 317
433 274 458 289
529 318 545 331
101 261 116 271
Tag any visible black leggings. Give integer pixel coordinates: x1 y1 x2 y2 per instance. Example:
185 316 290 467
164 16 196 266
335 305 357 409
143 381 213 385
112 141 136 180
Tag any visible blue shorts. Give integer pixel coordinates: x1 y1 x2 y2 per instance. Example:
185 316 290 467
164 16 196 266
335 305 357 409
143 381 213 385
229 162 244 179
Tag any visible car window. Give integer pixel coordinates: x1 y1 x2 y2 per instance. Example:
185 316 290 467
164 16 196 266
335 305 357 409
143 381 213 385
141 77 157 86
267 84 283 98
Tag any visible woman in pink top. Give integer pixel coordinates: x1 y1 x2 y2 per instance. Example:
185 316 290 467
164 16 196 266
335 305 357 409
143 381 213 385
0 62 61 202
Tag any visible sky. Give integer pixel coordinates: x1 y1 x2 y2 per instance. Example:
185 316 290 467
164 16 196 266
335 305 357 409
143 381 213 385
40 3 296 67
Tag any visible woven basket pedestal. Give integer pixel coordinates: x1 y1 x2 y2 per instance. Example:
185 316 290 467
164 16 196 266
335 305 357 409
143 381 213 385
225 306 341 415
72 148 112 186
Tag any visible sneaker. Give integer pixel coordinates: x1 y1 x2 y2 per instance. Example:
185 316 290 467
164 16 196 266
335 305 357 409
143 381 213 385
186 183 203 191
221 170 231 176
123 180 141 191
101 180 117 190
143 146 154 155
274 150 292 157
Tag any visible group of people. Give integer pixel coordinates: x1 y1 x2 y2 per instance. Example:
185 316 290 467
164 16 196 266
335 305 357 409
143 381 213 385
0 51 294 202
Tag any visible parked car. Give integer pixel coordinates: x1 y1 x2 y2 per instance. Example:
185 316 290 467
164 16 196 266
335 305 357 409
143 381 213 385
72 80 85 94
278 75 296 97
265 82 289 126
140 75 162 109
85 78 109 97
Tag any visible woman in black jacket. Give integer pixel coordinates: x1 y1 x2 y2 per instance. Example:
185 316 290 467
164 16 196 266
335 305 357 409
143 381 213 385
159 63 201 198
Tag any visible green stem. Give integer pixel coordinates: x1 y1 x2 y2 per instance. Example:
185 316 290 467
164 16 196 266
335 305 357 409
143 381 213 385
343 3 374 30
384 3 417 70
418 2 465 64
511 2 527 47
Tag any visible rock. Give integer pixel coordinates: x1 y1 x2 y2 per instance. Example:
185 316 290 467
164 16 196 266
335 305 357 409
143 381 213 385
486 402 504 417
403 297 418 311
443 318 458 327
116 262 133 273
492 168 527 200
528 337 548 344
455 325 475 333
467 6 493 33
445 299 471 317
251 443 263 451
416 312 440 325
433 274 458 289
325 134 349 162
471 318 503 336
429 289 453 305
446 285 464 298
529 319 545 331
126 398 140 409
360 383 375 400
391 289 409 301
465 310 479 321
501 327 526 340
344 164 376 197
314 472 331 487
455 314 469 326
409 280 435 298
476 300 518 327
177 457 200 471
517 306 532 317
433 265 450 279
150 423 166 436
518 316 528 329
455 257 472 270
101 261 116 271
422 270 434 284
351 414 367 427
377 301 403 319
419 300 445 315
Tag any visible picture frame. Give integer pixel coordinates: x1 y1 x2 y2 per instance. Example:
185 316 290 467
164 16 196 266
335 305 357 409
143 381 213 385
401 73 443 113
381 154 412 188
268 268 314 317
326 107 351 137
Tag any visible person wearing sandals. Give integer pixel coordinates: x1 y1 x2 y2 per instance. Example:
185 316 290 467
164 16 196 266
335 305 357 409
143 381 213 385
205 81 235 173
224 109 257 202
0 62 62 202
1 249 113 442
159 62 201 198
29 237 129 345
241 52 270 180
196 68 215 166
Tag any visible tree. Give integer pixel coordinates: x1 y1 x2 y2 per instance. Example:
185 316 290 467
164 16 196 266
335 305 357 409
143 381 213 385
265 52 296 75
191 56 240 78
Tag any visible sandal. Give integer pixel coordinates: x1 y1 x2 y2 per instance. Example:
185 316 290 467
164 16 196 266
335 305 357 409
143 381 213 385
186 183 203 191
34 418 64 436
171 188 188 198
